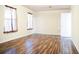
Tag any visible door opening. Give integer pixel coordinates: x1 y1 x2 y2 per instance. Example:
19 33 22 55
60 12 72 38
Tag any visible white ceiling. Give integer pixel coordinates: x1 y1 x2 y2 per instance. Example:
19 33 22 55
24 5 71 12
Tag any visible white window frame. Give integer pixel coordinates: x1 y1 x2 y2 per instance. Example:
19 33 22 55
27 12 33 30
4 5 17 33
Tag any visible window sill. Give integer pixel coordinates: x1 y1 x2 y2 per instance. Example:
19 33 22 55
27 28 33 30
4 30 18 34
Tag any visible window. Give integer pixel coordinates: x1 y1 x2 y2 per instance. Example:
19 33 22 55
4 5 17 33
27 12 33 30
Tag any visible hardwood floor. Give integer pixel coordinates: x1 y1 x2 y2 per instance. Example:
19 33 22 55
0 34 78 54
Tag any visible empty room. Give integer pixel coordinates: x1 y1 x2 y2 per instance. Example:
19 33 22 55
0 5 79 54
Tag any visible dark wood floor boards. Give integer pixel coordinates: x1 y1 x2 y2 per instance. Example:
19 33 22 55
0 34 78 54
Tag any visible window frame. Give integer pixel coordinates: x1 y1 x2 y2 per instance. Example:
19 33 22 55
4 5 18 33
27 12 33 30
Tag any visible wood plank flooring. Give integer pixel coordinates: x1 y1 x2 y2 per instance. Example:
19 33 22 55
0 34 78 54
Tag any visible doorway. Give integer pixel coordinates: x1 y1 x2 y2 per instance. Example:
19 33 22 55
60 12 72 38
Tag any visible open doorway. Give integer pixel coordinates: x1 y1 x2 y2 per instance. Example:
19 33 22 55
60 12 72 38
60 12 72 53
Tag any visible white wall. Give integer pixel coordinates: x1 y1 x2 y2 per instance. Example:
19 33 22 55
0 5 35 43
35 10 70 35
71 6 79 52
